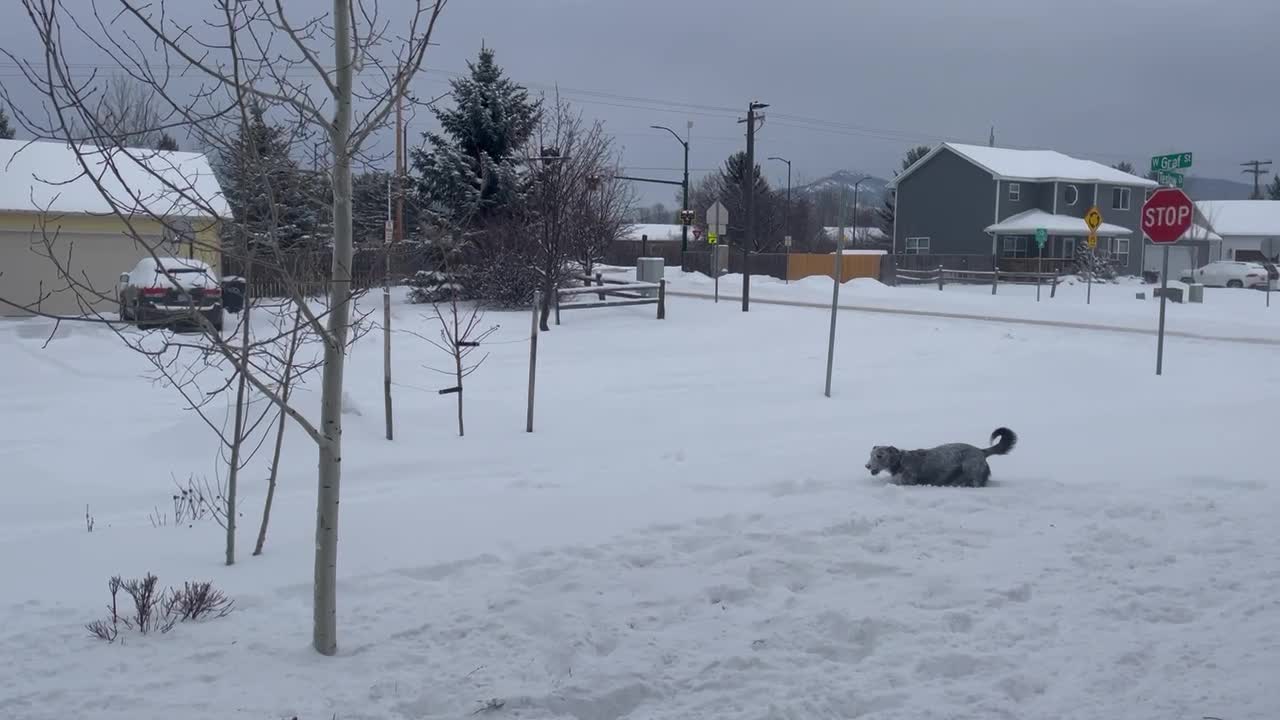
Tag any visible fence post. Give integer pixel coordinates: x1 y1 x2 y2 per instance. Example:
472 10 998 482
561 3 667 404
554 290 561 326
526 291 539 434
991 258 999 296
937 264 944 291
657 279 666 320
1050 277 1058 299
595 272 605 301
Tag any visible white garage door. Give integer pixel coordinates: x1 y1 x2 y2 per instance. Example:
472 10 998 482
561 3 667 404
0 228 165 318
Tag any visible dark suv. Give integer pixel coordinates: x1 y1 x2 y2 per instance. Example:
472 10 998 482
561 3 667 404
117 257 224 332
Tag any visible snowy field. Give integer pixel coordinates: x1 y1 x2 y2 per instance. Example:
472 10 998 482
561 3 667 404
2 277 1279 720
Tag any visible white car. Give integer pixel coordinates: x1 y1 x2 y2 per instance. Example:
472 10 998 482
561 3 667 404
117 257 224 332
1185 260 1271 289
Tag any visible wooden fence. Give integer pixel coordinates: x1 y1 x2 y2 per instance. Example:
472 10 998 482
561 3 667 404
786 253 883 282
224 246 435 300
892 253 1075 276
894 265 1061 297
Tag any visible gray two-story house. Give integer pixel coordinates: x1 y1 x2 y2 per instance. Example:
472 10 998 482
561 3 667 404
890 142 1159 275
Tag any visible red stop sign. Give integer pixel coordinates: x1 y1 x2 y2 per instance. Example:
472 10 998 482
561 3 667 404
1141 187 1195 244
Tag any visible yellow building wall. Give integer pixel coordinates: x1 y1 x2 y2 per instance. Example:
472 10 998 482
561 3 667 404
0 211 222 317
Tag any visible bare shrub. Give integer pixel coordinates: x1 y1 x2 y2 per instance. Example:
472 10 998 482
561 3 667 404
120 573 176 635
167 581 235 621
149 474 229 529
84 504 94 533
87 574 234 642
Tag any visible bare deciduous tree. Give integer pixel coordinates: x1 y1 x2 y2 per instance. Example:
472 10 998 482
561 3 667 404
1 0 447 656
524 92 633 331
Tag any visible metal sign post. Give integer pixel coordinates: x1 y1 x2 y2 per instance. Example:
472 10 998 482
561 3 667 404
1085 207 1102 305
1142 187 1196 376
706 202 728 306
824 227 845 398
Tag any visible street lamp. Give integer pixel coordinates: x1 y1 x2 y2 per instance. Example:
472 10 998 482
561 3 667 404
768 156 791 252
650 124 690 255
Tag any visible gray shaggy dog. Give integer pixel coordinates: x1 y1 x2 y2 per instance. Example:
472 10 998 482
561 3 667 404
865 428 1016 488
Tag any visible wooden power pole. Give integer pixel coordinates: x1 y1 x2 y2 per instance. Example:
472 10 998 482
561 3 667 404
1242 159 1273 199
738 100 768 312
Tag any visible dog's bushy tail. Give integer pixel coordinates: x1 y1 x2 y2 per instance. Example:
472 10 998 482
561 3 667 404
984 427 1017 456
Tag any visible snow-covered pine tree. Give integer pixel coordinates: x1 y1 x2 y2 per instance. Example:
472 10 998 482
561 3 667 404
410 47 541 230
0 106 14 139
215 104 322 251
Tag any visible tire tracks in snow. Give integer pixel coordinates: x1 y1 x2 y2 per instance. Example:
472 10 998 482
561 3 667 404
667 290 1280 347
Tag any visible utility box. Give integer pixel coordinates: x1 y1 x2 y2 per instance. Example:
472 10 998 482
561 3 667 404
1154 286 1184 303
636 257 664 298
1187 283 1204 303
710 245 730 276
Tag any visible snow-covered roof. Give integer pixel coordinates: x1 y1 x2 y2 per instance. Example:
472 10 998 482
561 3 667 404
894 142 1158 188
624 223 685 242
1183 224 1224 243
1196 201 1280 238
985 209 1133 236
823 226 888 241
0 138 228 219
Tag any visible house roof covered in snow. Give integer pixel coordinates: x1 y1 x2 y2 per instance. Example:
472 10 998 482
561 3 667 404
985 209 1133 236
0 138 228 219
893 142 1158 189
624 223 686 242
1196 201 1280 238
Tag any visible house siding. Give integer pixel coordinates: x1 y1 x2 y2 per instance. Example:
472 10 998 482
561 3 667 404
894 148 996 256
996 180 1040 221
1095 183 1144 275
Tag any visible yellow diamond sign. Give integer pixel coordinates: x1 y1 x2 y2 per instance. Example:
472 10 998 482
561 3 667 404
1085 207 1102 233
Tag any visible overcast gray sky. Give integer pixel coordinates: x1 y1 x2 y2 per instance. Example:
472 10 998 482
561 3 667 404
3 0 1276 201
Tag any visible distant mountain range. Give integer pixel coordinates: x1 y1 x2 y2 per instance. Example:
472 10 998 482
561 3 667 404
1183 176 1255 200
790 170 1258 205
793 171 890 207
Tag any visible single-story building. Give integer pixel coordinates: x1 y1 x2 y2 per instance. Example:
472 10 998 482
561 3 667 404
0 138 227 318
1195 200 1280 264
890 142 1159 275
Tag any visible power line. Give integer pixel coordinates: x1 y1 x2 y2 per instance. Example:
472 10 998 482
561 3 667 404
0 57 1169 167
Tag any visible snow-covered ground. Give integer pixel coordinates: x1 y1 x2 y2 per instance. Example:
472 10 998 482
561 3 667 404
2 279 1279 719
661 268 1280 344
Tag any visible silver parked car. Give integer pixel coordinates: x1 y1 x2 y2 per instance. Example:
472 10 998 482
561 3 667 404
117 257 224 332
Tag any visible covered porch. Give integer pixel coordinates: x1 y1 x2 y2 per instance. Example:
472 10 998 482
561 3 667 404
984 209 1134 263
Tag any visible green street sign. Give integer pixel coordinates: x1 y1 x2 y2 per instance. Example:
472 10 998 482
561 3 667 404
1150 152 1193 173
1158 171 1185 189
1034 227 1047 249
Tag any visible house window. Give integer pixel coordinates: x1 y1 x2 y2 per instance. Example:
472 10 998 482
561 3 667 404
1112 187 1131 211
904 237 930 255
1064 184 1079 206
1061 237 1076 259
1002 236 1029 258
1008 183 1021 202
1113 238 1130 266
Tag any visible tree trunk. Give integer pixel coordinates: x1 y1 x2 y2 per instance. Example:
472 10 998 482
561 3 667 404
453 301 465 436
539 270 554 332
314 0 354 657
224 254 253 566
255 307 304 557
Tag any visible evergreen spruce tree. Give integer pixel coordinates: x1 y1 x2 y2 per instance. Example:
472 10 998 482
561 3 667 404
0 106 15 140
156 133 179 152
215 105 319 250
1267 173 1280 201
410 47 541 226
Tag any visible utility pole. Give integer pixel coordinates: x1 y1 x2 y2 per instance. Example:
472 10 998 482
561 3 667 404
1242 159 1273 199
738 100 768 312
